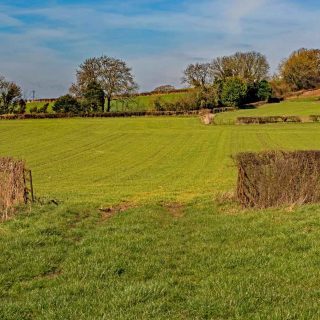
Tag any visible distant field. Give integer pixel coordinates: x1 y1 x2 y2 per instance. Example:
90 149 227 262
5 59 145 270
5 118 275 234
111 91 190 111
2 112 320 318
216 98 320 124
27 91 191 113
26 101 54 113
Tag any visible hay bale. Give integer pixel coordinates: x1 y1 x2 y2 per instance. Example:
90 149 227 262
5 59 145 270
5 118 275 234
234 151 320 208
0 158 26 220
200 112 215 125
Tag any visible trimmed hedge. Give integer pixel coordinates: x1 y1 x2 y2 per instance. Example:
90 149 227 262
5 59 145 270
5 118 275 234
237 116 302 124
310 115 320 122
0 110 202 120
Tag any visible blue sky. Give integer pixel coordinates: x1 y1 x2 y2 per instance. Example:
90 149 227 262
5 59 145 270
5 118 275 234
0 0 319 98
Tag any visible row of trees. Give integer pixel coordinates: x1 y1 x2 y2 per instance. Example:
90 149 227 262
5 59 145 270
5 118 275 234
1 47 319 114
160 51 272 110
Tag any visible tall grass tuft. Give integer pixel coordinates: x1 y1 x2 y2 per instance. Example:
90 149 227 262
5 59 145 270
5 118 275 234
0 157 26 220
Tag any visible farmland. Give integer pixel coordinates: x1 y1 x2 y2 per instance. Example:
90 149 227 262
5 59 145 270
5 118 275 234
26 91 190 113
2 99 320 318
216 98 320 123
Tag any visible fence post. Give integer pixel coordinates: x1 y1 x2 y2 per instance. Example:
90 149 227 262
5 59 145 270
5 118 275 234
29 170 34 202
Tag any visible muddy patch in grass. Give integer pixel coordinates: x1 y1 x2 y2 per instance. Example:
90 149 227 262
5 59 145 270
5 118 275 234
163 202 185 218
99 202 136 220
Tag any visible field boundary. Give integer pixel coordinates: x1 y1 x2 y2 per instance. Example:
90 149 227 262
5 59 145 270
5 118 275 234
0 108 235 120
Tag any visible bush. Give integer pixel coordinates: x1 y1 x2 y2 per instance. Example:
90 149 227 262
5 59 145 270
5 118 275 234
221 77 247 107
30 106 38 113
310 115 320 122
53 95 81 113
234 150 320 208
14 99 27 114
257 80 272 101
38 103 49 113
82 81 105 112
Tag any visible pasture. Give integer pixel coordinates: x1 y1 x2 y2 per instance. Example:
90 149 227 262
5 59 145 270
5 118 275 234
26 91 190 113
2 100 320 318
216 98 320 123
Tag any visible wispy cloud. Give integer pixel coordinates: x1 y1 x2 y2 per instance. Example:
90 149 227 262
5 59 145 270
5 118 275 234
0 0 319 97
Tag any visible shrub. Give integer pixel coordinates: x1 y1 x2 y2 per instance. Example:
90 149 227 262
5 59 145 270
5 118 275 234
221 77 248 107
234 150 320 208
38 103 49 113
53 95 81 113
310 115 320 122
29 106 38 113
13 99 27 114
82 81 105 112
257 80 272 101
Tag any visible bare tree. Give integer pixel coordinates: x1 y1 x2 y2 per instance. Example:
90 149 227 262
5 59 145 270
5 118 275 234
0 76 22 114
182 63 213 88
211 51 270 83
70 56 138 112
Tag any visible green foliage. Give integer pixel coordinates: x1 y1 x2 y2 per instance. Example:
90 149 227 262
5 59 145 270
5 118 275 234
52 95 81 113
0 78 22 114
280 48 320 90
82 81 105 112
257 80 272 101
221 77 248 107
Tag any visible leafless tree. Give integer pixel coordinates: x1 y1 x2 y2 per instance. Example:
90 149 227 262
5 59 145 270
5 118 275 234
182 63 213 88
211 51 270 83
70 56 138 112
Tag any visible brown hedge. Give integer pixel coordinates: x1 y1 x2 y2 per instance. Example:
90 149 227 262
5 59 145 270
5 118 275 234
310 115 320 122
0 158 26 220
0 110 202 120
237 116 302 124
234 150 320 208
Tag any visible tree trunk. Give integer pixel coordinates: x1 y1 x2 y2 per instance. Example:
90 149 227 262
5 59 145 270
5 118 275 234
102 96 105 112
107 96 111 112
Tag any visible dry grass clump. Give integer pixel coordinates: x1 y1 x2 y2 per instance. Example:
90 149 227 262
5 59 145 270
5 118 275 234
0 157 26 220
234 151 320 208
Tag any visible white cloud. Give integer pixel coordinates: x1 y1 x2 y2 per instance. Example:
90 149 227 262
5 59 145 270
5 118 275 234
0 0 319 96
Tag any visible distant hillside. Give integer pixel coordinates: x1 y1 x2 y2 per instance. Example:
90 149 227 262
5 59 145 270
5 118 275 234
287 88 320 99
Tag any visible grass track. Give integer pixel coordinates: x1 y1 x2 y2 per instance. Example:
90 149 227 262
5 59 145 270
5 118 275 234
1 105 320 318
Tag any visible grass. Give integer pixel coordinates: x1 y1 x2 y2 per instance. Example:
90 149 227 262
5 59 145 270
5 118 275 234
26 101 54 113
26 91 190 113
2 105 320 318
216 98 320 124
111 92 190 112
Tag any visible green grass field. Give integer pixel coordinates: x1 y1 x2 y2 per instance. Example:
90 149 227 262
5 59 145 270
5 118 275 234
27 91 190 113
2 99 320 319
216 98 320 124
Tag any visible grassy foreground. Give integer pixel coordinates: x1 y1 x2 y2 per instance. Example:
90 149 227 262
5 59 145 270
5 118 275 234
1 110 320 318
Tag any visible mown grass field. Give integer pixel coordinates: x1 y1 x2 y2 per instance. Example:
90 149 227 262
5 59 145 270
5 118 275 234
216 98 320 124
2 99 320 319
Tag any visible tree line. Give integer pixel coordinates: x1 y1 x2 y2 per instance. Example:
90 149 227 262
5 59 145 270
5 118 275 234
0 48 320 114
